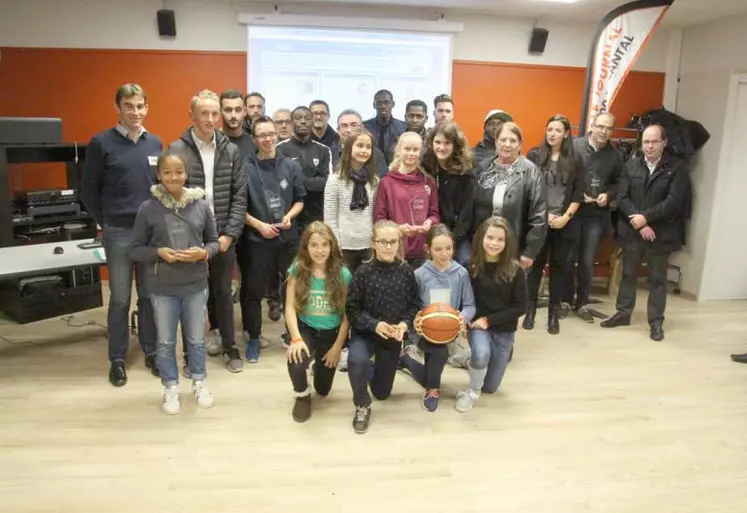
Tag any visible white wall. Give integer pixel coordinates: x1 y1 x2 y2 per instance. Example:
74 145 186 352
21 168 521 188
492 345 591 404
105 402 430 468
0 0 669 71
673 13 747 300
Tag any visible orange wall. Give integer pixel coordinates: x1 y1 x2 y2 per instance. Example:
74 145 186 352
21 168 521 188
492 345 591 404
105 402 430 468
451 60 664 150
0 48 664 190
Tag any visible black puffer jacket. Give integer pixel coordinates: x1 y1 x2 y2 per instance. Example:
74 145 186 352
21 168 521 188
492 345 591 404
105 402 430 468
169 128 247 240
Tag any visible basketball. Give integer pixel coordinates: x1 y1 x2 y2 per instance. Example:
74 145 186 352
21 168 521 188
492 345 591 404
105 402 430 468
419 303 461 344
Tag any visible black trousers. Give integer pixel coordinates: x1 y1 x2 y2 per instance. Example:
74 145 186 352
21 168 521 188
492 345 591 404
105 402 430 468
348 332 401 407
616 243 670 324
527 229 573 305
183 245 237 354
401 338 449 389
238 238 297 339
343 249 370 276
287 321 339 396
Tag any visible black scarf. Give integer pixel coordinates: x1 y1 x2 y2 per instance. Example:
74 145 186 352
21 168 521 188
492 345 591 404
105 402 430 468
349 168 370 211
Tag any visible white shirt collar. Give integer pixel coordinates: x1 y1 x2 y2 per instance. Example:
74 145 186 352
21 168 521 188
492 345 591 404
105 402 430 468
645 157 661 173
116 123 146 142
191 129 216 150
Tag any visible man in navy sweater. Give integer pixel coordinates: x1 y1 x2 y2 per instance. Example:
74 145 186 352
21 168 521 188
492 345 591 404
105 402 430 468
81 84 162 387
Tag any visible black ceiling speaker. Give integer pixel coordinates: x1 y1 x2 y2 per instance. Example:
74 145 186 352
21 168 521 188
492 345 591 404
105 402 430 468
157 9 176 37
529 28 549 54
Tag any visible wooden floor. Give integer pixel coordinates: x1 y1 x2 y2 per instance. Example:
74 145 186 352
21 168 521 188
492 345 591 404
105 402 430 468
1 285 746 513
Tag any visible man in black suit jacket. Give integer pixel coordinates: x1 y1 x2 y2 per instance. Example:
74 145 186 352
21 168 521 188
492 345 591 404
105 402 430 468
601 125 690 341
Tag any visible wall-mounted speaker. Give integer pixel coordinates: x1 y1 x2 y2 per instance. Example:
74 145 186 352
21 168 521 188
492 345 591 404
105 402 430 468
157 9 176 38
529 28 549 54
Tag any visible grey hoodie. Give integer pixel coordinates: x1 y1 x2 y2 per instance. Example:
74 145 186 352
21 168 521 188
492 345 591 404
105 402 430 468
130 185 220 296
414 260 476 323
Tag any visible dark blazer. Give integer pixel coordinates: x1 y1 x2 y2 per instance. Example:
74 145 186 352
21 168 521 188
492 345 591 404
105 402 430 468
169 129 247 240
617 152 690 253
526 147 585 239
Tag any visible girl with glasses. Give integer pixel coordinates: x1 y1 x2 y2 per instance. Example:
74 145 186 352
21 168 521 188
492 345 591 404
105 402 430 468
345 220 419 434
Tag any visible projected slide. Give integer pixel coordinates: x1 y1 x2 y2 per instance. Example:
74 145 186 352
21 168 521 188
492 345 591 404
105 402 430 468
248 26 452 122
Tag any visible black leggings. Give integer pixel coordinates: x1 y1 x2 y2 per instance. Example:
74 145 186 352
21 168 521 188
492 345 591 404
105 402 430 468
527 229 573 305
287 321 340 396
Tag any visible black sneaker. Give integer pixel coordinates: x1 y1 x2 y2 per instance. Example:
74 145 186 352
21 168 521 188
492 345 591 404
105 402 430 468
352 405 371 434
223 347 244 373
649 322 665 342
292 395 312 423
109 362 127 387
144 354 160 377
576 306 595 323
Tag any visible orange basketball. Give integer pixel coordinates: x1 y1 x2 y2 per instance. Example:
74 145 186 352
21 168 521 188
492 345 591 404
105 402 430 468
419 303 461 344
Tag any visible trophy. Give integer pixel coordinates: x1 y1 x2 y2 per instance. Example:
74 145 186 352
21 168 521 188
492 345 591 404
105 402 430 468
586 171 602 200
408 189 429 227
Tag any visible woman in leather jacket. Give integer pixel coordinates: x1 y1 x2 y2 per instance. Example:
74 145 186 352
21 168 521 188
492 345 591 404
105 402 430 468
471 122 547 275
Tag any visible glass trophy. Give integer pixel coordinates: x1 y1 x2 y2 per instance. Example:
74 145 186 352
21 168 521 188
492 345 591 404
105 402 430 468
165 212 190 250
586 171 602 199
408 189 428 226
265 189 285 224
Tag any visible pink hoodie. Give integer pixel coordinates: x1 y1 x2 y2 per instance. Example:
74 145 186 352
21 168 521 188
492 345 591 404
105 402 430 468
374 168 440 260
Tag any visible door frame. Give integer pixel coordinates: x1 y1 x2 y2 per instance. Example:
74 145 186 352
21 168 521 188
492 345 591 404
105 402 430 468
700 73 747 300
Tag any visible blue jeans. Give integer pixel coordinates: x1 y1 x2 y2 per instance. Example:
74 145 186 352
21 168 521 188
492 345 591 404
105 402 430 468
103 225 156 363
456 238 472 268
563 216 604 307
468 329 515 393
152 288 208 387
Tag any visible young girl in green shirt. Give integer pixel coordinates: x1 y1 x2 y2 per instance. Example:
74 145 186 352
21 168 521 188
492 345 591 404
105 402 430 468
285 221 352 422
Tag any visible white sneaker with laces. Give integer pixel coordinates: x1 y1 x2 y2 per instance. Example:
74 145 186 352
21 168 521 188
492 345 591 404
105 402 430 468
206 329 222 356
455 388 480 413
192 380 214 409
162 385 180 415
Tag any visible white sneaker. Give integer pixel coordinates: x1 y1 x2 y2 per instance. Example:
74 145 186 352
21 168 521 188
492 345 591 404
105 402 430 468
455 388 480 413
206 329 222 356
192 380 214 409
337 348 348 372
162 385 180 415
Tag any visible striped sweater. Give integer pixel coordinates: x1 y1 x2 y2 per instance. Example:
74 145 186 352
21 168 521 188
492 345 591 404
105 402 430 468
323 171 378 250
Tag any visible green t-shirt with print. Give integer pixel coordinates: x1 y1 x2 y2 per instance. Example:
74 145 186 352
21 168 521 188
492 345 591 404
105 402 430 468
289 263 352 330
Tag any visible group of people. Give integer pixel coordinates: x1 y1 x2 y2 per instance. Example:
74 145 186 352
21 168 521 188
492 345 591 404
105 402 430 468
80 83 691 433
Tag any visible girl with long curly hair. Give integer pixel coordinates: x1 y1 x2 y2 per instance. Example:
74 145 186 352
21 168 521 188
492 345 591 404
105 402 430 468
285 221 352 423
422 120 476 266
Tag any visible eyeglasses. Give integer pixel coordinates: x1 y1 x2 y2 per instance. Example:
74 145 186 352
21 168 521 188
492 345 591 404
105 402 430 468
311 111 329 118
374 239 399 247
254 132 277 140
